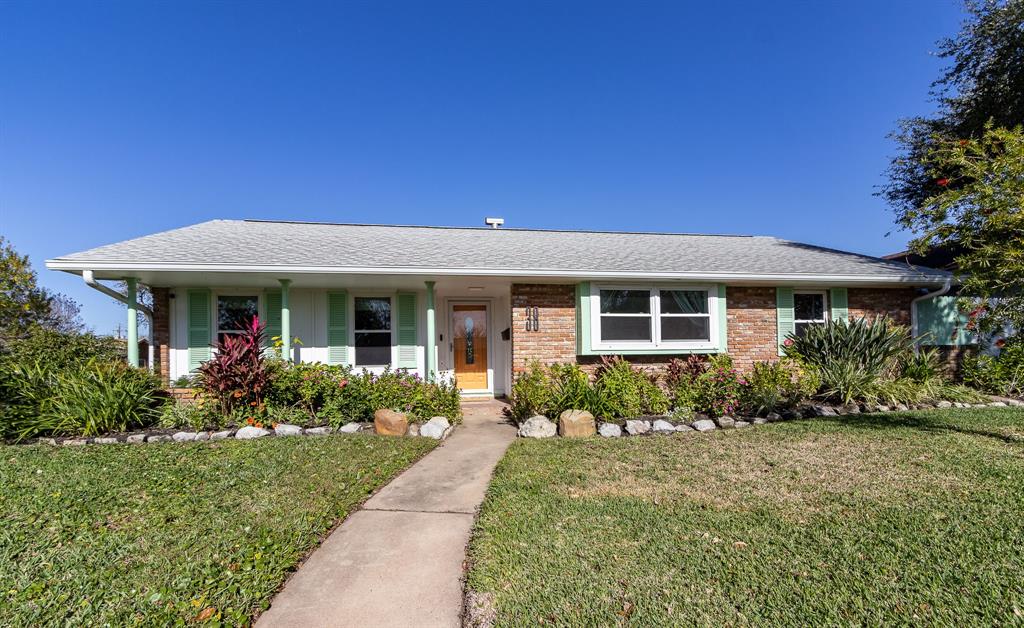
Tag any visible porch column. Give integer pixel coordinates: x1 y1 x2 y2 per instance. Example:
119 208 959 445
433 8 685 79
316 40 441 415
279 279 291 361
125 277 139 367
425 281 436 381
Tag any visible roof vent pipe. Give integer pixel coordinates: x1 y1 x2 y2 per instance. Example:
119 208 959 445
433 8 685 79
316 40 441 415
484 217 505 229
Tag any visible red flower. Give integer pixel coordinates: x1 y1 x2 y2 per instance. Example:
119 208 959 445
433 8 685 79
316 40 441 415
783 338 794 347
936 178 950 187
995 338 1007 349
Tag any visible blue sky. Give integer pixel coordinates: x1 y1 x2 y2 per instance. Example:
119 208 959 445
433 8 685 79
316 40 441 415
2 1 964 334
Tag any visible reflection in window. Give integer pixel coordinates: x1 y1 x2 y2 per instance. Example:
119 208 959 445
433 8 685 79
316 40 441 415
794 292 827 337
355 297 392 365
217 296 258 344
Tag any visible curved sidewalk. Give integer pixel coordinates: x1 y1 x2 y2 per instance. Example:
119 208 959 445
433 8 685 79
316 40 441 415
256 402 516 628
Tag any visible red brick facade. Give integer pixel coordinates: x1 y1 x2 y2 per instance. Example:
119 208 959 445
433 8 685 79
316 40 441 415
510 283 918 377
151 287 171 387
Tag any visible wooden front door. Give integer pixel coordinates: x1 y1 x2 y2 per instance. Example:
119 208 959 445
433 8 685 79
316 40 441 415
452 304 488 391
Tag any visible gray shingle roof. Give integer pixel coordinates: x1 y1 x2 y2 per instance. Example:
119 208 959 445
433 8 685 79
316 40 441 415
47 219 949 283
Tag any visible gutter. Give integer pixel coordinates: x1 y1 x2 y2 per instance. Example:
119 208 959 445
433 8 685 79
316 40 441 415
911 277 952 350
83 270 154 319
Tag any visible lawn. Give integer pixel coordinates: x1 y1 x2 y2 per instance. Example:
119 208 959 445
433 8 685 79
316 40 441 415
0 434 436 626
466 408 1024 625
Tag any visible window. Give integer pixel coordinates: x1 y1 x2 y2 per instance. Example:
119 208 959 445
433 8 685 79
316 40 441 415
794 291 828 337
592 285 716 350
354 297 392 366
217 295 258 344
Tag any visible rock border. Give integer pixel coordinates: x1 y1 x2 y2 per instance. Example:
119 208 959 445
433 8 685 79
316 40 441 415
515 398 1022 439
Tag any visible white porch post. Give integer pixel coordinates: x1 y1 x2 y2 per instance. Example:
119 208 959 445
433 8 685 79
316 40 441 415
125 277 139 367
425 281 436 381
279 279 291 361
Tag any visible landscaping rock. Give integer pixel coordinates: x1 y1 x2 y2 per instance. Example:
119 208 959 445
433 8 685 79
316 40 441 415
811 405 836 417
675 423 694 432
147 434 172 443
38 438 58 446
234 426 271 440
625 420 651 435
691 419 717 432
715 416 736 429
339 422 362 434
126 433 146 444
766 412 782 422
93 437 119 444
210 430 234 441
598 422 622 437
559 409 596 438
305 426 333 436
193 432 210 441
989 401 1008 407
735 420 751 428
518 415 556 438
1007 399 1023 407
172 431 197 442
752 417 768 425
374 409 409 436
274 424 303 437
783 409 802 420
894 403 909 412
936 400 953 409
63 438 89 446
406 423 421 437
420 417 451 440
652 419 676 433
843 404 861 414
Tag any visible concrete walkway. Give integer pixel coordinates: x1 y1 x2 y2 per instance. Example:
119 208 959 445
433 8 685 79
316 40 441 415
257 401 516 628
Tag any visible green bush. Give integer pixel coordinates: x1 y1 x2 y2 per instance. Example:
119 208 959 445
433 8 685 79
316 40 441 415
508 362 553 423
547 363 593 418
1 360 165 439
962 341 1024 397
741 359 818 415
592 357 670 418
786 317 915 404
159 401 224 431
688 354 744 417
1 327 124 372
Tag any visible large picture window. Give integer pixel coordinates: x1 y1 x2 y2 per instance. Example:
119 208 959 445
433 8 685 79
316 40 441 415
592 285 717 350
354 296 392 366
217 295 258 344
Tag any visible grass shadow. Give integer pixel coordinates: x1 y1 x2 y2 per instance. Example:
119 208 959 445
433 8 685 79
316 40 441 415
814 410 1024 444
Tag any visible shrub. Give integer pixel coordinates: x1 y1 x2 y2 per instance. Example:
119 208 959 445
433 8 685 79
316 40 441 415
265 360 353 422
508 362 552 423
592 356 670 418
1 327 123 372
785 317 915 404
688 354 744 417
741 359 818 415
413 379 462 421
547 363 593 418
197 317 271 415
159 401 224 431
962 340 1024 397
898 347 941 383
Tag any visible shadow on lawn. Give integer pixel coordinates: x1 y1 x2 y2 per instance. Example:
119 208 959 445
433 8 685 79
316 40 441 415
815 411 1024 445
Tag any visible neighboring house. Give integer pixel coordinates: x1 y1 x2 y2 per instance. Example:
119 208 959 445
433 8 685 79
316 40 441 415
46 219 966 395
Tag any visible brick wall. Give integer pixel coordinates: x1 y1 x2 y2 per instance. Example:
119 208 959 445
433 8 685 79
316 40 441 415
510 283 919 377
848 287 916 325
151 287 171 387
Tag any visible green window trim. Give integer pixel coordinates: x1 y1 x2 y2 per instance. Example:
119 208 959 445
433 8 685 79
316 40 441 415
326 291 348 366
776 287 795 356
263 289 282 350
396 292 418 368
575 282 727 356
187 289 212 371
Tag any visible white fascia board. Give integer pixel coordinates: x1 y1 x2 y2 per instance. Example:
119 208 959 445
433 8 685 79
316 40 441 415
44 260 950 285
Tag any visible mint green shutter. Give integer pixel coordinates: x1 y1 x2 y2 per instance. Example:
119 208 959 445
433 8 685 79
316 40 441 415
829 287 849 322
327 291 348 365
187 289 212 370
264 289 282 350
917 295 972 346
776 287 795 356
396 292 417 369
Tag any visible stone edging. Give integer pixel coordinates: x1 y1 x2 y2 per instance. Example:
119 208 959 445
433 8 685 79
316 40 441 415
518 399 1022 439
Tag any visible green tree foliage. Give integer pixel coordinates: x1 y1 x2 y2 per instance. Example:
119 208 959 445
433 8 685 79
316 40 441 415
0 235 82 339
910 125 1024 332
882 0 1024 214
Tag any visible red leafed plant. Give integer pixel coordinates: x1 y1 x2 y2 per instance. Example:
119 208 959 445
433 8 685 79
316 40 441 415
197 316 270 415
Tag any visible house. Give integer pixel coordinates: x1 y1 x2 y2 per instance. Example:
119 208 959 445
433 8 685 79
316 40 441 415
46 219 967 395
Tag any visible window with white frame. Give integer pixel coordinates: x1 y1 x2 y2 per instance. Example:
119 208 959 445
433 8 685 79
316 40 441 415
216 295 259 344
794 291 828 337
354 296 392 366
591 286 717 350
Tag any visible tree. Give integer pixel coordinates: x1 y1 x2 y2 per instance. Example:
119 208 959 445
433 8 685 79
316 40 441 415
882 0 1024 215
0 235 82 339
906 124 1024 333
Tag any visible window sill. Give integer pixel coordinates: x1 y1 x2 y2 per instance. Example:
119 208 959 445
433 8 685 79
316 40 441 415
579 346 725 356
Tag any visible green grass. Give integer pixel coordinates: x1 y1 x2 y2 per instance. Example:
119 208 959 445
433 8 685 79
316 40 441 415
467 408 1024 625
0 434 436 626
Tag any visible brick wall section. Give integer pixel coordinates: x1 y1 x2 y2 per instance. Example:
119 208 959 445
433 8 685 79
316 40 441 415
510 283 920 377
151 287 171 387
510 284 577 373
725 287 779 370
848 287 916 325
